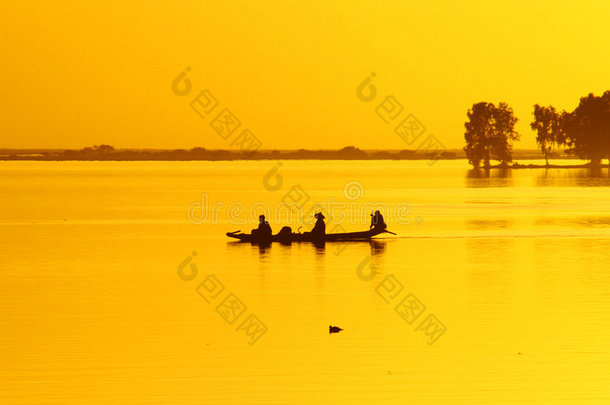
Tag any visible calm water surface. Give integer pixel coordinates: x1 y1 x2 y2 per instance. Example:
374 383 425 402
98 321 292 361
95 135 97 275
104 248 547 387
1 160 609 404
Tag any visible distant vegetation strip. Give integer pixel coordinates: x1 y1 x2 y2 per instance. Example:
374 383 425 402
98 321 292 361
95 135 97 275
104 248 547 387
1 145 462 161
0 145 581 162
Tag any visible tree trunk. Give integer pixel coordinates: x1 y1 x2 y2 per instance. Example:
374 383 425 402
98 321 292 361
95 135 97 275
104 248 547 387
484 146 491 169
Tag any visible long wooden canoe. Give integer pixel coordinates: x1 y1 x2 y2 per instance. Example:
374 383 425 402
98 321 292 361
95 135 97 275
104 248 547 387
226 227 392 244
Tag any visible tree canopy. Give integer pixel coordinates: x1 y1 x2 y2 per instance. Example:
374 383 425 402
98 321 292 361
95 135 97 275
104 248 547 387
530 105 566 166
530 91 610 165
463 102 519 168
565 91 610 164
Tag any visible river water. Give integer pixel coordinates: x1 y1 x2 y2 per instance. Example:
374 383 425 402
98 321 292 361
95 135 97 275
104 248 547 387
1 160 609 404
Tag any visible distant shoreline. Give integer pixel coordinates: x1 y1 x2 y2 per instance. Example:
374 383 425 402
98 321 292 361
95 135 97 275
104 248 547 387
0 146 594 166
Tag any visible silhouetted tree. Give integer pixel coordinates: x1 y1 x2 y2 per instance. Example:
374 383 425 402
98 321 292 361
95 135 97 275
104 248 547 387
530 105 566 166
464 102 519 168
563 91 610 165
336 146 367 159
93 144 115 153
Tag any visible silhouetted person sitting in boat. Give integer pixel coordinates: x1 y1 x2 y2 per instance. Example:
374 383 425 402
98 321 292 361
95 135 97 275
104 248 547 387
252 214 272 241
370 210 387 232
310 212 326 238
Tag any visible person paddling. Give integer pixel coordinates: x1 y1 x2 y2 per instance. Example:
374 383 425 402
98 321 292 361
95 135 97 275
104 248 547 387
370 210 387 231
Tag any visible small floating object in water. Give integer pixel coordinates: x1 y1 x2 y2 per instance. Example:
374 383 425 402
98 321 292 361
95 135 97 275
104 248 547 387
329 325 343 334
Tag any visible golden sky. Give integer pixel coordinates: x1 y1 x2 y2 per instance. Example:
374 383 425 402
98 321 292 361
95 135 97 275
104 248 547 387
1 1 609 149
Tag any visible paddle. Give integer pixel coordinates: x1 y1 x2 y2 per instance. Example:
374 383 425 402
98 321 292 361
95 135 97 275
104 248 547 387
384 230 397 235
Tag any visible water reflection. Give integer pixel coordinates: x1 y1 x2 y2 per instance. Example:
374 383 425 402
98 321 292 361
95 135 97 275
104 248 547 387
313 240 326 252
467 219 513 230
466 168 514 188
226 239 388 262
314 242 326 274
536 167 610 187
370 239 387 255
257 243 271 256
369 240 387 274
535 215 610 228
583 165 610 179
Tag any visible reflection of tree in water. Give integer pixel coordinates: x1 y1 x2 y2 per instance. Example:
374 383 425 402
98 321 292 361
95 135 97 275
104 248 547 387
536 167 610 187
574 216 610 228
465 167 514 188
577 165 610 180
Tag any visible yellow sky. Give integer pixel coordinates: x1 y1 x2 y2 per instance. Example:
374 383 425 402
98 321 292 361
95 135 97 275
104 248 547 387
1 1 609 149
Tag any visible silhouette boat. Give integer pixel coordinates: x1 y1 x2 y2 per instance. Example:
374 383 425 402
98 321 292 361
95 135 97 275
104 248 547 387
226 226 393 244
